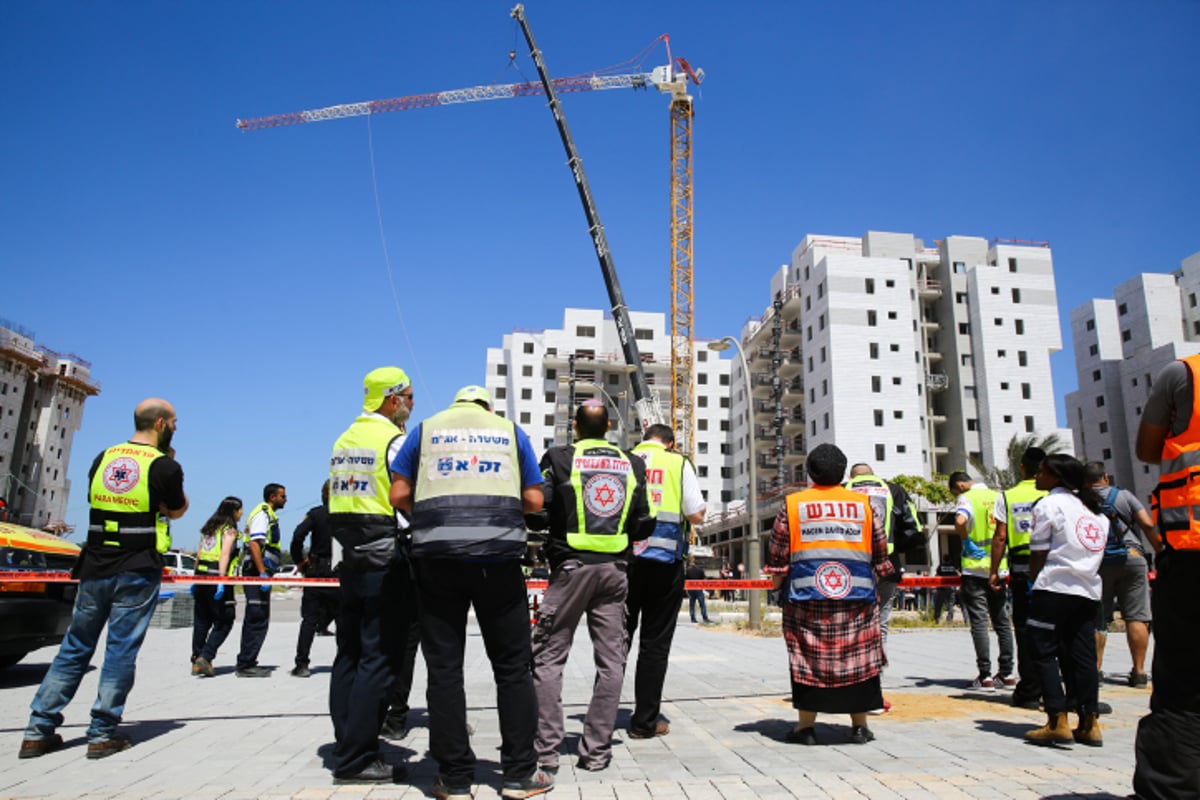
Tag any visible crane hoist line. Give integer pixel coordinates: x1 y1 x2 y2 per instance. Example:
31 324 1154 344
235 4 703 450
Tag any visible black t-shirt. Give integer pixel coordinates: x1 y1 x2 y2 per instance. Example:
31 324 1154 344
290 504 335 576
78 445 186 580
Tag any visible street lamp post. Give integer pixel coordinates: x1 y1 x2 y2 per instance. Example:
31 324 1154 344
707 336 761 629
558 378 629 448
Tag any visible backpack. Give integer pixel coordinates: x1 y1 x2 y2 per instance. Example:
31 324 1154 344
1100 486 1132 566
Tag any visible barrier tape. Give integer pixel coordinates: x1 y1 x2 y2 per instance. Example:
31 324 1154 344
0 571 1161 590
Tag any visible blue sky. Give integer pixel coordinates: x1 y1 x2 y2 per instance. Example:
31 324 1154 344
2 1 1197 540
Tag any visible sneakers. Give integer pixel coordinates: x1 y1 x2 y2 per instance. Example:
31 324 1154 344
86 734 133 760
501 767 555 798
848 725 875 744
628 720 670 739
431 775 473 800
1129 671 1149 688
236 666 271 678
994 673 1016 688
18 733 63 759
1025 713 1073 746
193 656 215 678
969 675 995 690
290 664 311 678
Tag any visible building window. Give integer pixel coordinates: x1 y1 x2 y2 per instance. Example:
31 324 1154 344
576 325 596 337
956 292 967 304
1089 344 1099 356
698 395 708 408
720 419 730 432
819 313 826 330
998 349 1007 358
818 281 825 299
546 368 557 379
893 410 903 419
697 419 708 431
1008 257 1018 273
1014 319 1025 335
891 343 901 352
608 373 620 385
1118 303 1128 316
1194 320 1200 336
720 397 730 408
821 379 828 396
520 388 532 400
967 419 978 431
720 374 729 386
888 311 897 320
1122 329 1132 342
869 343 879 359
1018 351 1028 367
991 287 1000 295
699 442 709 454
823 413 829 430
1099 421 1108 434
953 261 966 273
522 365 533 377
519 412 530 424
958 323 970 335
865 278 875 294
994 317 1003 326
874 410 884 426
875 443 886 461
496 364 508 376
807 326 813 341
893 376 902 385
634 328 654 340
697 373 708 385
820 346 827 363
961 354 972 367
545 392 556 403
543 414 555 426
495 387 507 399
697 350 707 362
1003 415 1013 423
1011 288 1022 303
1086 319 1095 331
1095 396 1105 407
1092 369 1101 381
1000 382 1010 390
871 376 881 393
1021 383 1031 399
867 310 877 327
522 342 534 354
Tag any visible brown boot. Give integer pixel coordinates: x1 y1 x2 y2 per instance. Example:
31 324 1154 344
1025 712 1073 745
1072 712 1103 747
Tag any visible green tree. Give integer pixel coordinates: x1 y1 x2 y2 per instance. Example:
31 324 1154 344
891 473 955 506
968 432 1068 491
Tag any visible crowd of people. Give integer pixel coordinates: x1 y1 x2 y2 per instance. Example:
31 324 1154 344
13 350 1200 798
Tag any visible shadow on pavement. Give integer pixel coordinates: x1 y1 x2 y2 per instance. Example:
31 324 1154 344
974 718 1039 741
733 717 792 742
123 718 185 745
1039 795 1127 800
0 661 92 689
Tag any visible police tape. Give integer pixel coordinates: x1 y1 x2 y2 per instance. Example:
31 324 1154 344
0 571 1162 590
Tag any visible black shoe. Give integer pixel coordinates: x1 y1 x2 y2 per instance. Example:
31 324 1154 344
332 759 402 784
379 718 408 741
18 733 63 759
1011 693 1041 710
86 734 133 760
785 727 818 745
236 666 271 678
1129 671 1149 688
316 628 335 637
575 757 610 772
290 664 311 678
848 725 875 744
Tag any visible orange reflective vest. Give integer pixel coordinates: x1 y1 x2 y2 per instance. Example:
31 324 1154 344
1154 353 1200 550
784 485 875 602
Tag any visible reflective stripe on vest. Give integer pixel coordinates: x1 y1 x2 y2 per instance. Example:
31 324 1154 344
411 403 525 558
196 523 234 574
1155 354 1200 550
784 486 875 602
846 474 895 555
1003 480 1046 570
631 441 687 562
565 439 634 554
960 484 1001 576
87 442 170 553
329 414 401 549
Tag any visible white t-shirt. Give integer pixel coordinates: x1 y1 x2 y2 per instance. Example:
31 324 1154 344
680 460 706 519
247 507 272 540
1029 487 1106 600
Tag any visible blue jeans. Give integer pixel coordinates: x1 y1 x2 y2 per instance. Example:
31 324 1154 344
26 569 161 743
687 590 709 622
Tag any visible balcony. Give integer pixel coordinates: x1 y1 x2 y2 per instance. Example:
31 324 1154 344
917 279 943 298
749 372 778 398
926 373 950 392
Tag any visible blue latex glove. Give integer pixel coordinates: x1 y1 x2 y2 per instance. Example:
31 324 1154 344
214 583 225 600
962 539 986 560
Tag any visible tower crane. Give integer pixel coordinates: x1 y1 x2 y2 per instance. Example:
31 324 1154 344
236 8 703 452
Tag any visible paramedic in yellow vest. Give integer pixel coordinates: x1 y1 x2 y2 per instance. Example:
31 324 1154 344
987 447 1047 708
326 366 416 784
1133 354 1200 797
390 385 550 798
191 495 242 678
527 400 653 773
766 443 891 746
234 482 286 677
21 398 187 761
624 423 706 740
948 471 1014 691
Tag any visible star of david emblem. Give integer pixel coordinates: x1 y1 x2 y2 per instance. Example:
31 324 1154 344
822 571 845 591
593 484 616 507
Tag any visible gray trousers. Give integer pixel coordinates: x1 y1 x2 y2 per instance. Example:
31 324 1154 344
961 574 1014 678
532 559 628 769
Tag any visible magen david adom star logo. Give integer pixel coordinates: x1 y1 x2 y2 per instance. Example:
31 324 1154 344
814 561 853 599
102 458 140 494
583 473 625 518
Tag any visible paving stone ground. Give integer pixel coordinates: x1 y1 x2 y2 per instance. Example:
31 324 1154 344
0 590 1146 799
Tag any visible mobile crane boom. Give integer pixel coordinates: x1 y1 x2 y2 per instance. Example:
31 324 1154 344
510 3 665 432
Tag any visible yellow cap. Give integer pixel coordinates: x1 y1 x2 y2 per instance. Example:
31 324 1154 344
362 367 410 413
453 385 492 409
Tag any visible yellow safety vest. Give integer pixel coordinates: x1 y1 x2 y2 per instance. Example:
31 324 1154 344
87 442 171 553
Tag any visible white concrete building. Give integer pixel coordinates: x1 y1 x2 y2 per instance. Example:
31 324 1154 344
1064 251 1200 502
0 319 100 532
485 308 733 512
699 231 1071 569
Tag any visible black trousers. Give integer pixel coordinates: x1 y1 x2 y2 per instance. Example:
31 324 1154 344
386 615 422 725
236 583 272 670
1134 551 1200 799
1009 572 1041 702
192 583 236 662
1027 589 1098 716
624 559 684 733
329 562 416 776
295 585 340 668
415 558 537 786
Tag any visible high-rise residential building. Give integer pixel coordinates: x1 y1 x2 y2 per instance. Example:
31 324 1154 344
1064 251 1200 502
0 319 100 532
485 308 732 512
699 231 1071 569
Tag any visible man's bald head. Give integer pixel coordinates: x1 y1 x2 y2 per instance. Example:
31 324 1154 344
574 401 609 440
849 463 874 478
134 398 175 431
